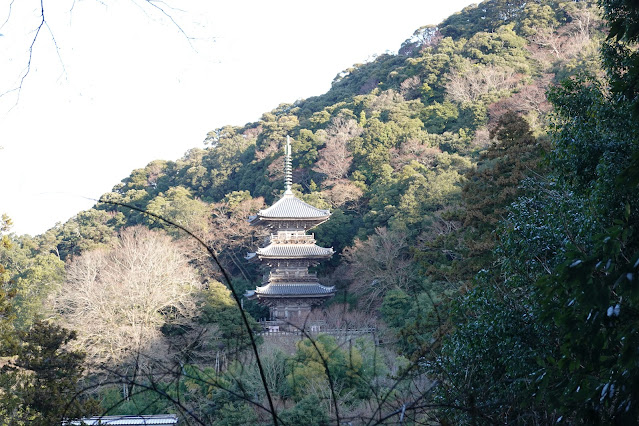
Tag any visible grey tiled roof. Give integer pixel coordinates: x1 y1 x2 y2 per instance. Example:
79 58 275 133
68 415 178 425
255 283 335 295
254 193 330 220
245 252 257 260
257 244 333 258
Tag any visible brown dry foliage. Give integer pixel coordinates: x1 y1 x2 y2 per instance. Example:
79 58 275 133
342 227 414 309
389 139 442 171
57 226 202 369
446 64 520 104
204 196 266 281
313 115 362 183
323 179 364 209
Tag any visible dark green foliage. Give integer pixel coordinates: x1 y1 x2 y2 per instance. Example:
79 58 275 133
287 334 381 403
292 128 321 168
422 101 460 133
431 2 639 424
463 24 530 72
384 289 446 357
198 281 263 354
145 186 211 237
99 386 176 417
380 289 411 330
214 401 259 426
464 112 546 232
279 395 330 426
0 289 17 357
0 233 65 329
313 208 361 260
419 112 547 295
172 365 259 424
439 1 530 39
438 0 594 41
601 0 639 117
527 2 639 418
548 76 639 217
42 209 122 261
536 221 639 423
0 321 97 425
434 271 559 424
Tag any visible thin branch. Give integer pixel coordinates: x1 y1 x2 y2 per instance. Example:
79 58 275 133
1 0 47 105
1 0 65 108
3 0 196 108
0 0 15 31
133 0 194 47
97 197 279 425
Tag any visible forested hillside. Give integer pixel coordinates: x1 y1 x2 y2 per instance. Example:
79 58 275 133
3 0 639 424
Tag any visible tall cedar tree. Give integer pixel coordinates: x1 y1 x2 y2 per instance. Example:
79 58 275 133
462 112 546 272
421 112 546 287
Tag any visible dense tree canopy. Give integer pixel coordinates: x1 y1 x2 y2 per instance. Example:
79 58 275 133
6 0 639 423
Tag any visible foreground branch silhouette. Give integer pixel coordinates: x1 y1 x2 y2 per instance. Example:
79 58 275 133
1 0 194 107
97 197 279 425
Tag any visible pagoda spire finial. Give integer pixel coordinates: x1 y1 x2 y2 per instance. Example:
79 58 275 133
284 135 293 195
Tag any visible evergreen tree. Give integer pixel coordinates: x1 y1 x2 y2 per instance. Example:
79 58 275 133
0 321 96 425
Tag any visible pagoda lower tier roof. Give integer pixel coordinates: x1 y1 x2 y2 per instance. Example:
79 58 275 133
249 193 330 224
251 283 336 297
251 243 334 259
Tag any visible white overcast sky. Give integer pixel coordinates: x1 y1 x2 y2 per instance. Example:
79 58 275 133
0 0 476 236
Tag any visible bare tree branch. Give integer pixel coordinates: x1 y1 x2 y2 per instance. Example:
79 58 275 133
140 0 193 45
97 197 279 425
1 0 196 108
0 0 15 31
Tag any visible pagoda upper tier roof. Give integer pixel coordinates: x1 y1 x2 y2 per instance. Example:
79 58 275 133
249 192 330 224
253 243 334 259
253 283 335 296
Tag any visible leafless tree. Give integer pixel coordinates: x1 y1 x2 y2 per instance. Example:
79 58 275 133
323 179 364 209
399 25 442 56
471 127 492 148
1 0 193 105
313 115 362 183
342 227 414 310
204 196 266 280
528 6 600 65
487 74 553 127
56 226 202 368
529 26 565 60
399 75 422 100
266 155 285 182
446 63 520 104
389 138 442 171
308 303 378 333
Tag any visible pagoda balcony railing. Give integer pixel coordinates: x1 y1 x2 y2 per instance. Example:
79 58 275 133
257 324 377 337
266 271 318 280
269 233 315 244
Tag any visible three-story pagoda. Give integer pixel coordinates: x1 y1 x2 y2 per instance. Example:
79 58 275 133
245 137 335 329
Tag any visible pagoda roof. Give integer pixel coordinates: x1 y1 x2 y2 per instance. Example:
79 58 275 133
254 283 335 296
255 243 334 258
250 192 330 224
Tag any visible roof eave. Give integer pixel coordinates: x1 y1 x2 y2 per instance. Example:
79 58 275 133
254 292 336 298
